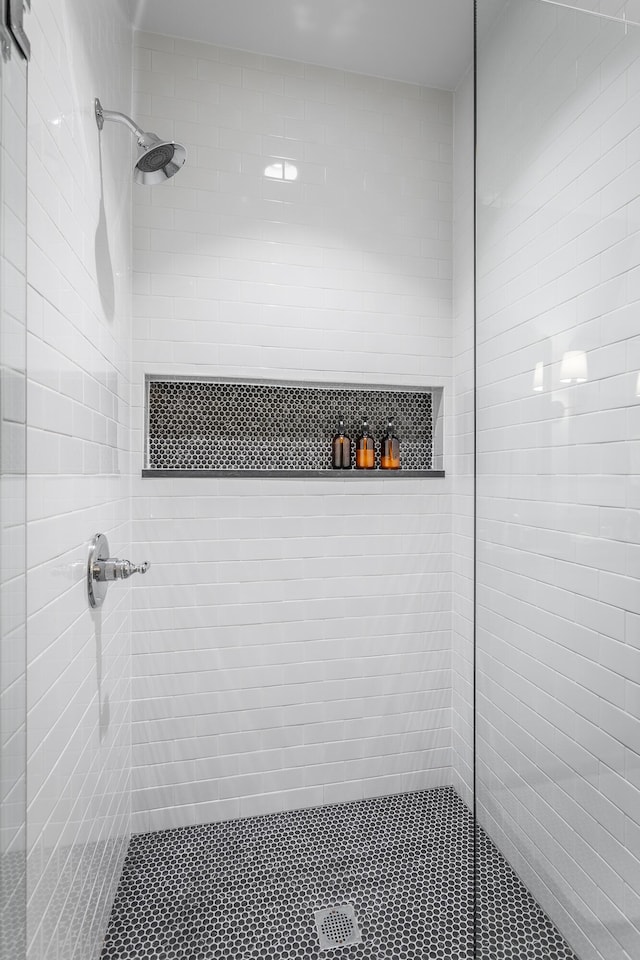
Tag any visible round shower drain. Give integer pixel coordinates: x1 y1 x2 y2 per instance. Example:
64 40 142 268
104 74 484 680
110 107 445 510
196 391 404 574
314 904 362 950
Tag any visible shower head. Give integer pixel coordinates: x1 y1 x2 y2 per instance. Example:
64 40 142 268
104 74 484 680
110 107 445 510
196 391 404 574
134 134 187 186
94 98 186 185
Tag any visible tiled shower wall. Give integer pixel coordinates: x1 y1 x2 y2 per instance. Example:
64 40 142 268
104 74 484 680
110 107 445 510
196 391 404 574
546 0 640 19
25 2 132 959
477 3 640 960
131 32 454 832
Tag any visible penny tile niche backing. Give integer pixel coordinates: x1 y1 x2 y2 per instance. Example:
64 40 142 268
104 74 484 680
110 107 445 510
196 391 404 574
143 377 443 476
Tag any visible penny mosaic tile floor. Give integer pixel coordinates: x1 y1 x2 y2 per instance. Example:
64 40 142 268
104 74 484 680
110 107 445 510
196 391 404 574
101 787 578 960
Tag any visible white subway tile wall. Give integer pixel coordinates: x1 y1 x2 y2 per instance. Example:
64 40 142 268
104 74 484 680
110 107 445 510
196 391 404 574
541 0 640 25
25 3 132 960
451 67 475 808
131 33 455 833
477 4 640 960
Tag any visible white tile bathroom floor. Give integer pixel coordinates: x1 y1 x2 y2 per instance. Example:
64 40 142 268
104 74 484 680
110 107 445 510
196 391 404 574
100 787 578 960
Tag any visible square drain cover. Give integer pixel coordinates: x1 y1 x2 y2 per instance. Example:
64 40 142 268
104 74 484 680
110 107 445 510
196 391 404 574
314 904 362 950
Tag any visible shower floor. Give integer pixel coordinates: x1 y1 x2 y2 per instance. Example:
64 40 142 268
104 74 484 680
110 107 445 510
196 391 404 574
100 786 578 960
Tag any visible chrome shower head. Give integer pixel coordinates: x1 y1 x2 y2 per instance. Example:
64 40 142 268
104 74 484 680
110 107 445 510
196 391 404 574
134 134 187 186
95 98 186 184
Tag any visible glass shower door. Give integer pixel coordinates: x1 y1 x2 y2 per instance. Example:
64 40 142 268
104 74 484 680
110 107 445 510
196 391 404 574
0 24 27 960
476 1 640 958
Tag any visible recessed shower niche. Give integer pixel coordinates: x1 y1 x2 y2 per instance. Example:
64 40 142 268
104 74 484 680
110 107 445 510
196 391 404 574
143 375 444 477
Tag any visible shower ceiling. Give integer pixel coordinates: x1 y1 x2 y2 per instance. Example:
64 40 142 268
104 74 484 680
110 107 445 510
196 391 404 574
132 0 474 89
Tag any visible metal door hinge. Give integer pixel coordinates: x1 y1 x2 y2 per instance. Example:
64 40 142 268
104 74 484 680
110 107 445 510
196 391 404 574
6 0 30 60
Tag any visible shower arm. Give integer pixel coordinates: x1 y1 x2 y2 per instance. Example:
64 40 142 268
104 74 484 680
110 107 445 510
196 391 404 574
94 98 155 148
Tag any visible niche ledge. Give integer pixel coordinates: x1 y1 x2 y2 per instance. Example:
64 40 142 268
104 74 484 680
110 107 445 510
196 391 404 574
143 375 444 477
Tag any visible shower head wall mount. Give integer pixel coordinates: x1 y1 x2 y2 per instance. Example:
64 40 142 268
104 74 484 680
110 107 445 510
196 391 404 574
94 97 186 185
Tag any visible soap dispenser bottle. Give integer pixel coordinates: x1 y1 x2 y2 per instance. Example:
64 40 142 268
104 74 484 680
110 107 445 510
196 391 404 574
332 418 351 469
355 417 375 470
380 419 400 470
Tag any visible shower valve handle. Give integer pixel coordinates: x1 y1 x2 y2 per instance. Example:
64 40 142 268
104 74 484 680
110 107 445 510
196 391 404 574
87 533 150 609
92 557 150 582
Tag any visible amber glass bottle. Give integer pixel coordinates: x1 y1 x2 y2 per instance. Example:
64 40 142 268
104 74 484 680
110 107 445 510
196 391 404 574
355 417 375 470
332 418 351 469
380 420 400 470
